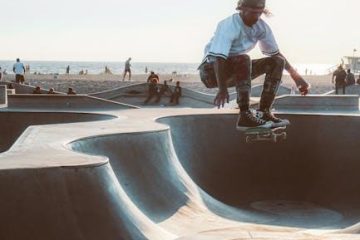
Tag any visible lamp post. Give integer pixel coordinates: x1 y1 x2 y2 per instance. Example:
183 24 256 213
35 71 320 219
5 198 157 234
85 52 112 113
353 49 358 73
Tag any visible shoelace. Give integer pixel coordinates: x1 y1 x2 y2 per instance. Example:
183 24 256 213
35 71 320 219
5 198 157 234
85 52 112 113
246 111 266 124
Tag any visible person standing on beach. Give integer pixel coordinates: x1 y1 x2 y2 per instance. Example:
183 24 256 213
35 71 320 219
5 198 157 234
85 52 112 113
332 65 347 94
0 67 3 81
13 58 26 84
66 65 70 74
199 0 309 129
345 69 355 86
123 57 132 81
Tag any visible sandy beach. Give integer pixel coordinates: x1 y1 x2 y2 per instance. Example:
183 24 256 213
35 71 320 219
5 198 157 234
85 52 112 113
2 73 335 95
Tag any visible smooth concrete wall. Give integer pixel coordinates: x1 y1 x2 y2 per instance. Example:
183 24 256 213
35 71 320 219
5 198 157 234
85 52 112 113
0 164 152 240
159 114 360 228
0 112 115 153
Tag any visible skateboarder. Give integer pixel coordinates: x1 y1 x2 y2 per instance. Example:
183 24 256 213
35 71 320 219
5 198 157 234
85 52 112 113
199 0 309 130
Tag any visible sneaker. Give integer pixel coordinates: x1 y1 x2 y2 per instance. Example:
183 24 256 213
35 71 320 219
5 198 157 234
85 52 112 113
236 110 273 130
256 109 290 128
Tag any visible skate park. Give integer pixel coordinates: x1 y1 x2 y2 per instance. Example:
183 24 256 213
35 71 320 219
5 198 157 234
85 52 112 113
0 82 360 240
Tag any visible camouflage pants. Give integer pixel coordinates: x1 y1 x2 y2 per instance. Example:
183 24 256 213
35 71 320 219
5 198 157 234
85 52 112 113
226 55 285 111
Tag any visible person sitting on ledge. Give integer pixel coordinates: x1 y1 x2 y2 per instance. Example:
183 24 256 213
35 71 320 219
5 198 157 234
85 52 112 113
147 71 159 83
170 81 182 105
7 83 14 89
32 86 42 94
156 80 173 103
67 87 77 95
47 88 55 94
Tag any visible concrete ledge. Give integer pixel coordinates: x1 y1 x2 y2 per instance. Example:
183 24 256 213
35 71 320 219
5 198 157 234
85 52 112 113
6 89 15 95
7 94 137 110
273 95 359 111
0 86 7 108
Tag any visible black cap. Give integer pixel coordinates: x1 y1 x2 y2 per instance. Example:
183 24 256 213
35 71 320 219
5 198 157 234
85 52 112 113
236 0 266 10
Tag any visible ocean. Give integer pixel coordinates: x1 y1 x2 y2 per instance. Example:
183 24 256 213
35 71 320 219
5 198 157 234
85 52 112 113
0 60 334 75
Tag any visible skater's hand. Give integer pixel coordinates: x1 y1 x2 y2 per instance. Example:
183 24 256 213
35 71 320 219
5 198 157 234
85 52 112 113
214 89 229 108
298 85 309 96
289 68 310 96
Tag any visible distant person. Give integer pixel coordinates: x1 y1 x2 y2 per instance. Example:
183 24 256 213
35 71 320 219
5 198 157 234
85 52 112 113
0 67 3 81
13 58 26 84
105 66 112 74
346 69 355 86
7 83 14 89
170 81 182 105
147 71 159 83
144 79 159 104
32 86 42 94
47 88 55 94
156 80 172 103
66 65 70 74
332 65 347 94
122 57 132 81
79 69 84 75
357 75 360 85
145 66 148 74
67 87 76 95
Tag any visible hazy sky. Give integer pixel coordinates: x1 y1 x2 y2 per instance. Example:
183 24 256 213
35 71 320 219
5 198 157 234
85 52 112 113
1 0 359 64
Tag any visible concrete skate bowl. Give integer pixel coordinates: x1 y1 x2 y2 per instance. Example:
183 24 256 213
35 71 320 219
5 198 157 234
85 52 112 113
69 113 360 239
0 111 115 153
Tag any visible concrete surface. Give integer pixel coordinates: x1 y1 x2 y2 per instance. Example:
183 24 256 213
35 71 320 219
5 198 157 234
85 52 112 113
272 95 359 112
6 94 136 111
0 85 7 108
0 105 359 239
90 83 237 108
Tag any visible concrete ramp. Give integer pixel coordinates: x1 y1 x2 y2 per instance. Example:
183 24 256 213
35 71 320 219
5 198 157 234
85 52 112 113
272 95 359 112
0 110 360 239
6 94 136 111
90 83 237 108
251 84 291 97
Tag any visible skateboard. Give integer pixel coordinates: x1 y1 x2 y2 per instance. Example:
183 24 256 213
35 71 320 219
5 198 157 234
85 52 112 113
244 126 287 143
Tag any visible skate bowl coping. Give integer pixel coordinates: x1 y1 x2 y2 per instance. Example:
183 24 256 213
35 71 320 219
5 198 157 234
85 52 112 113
273 95 359 111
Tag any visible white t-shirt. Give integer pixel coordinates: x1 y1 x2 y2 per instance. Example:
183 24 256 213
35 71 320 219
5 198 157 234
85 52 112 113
203 13 279 60
13 62 25 75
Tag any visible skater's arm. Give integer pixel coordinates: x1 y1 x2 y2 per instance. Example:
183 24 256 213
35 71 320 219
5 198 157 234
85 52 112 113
276 53 310 96
213 57 229 108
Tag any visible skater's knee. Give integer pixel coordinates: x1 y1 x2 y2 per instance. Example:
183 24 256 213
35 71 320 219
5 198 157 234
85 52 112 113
232 54 251 65
270 56 286 68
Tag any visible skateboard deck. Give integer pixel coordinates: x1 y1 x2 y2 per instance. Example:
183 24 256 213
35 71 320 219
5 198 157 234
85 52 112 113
244 126 287 143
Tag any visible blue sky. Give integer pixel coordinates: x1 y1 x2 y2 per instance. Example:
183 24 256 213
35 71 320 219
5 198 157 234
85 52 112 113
1 0 360 64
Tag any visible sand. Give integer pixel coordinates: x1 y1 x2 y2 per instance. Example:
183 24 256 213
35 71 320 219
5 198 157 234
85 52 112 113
2 73 335 95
